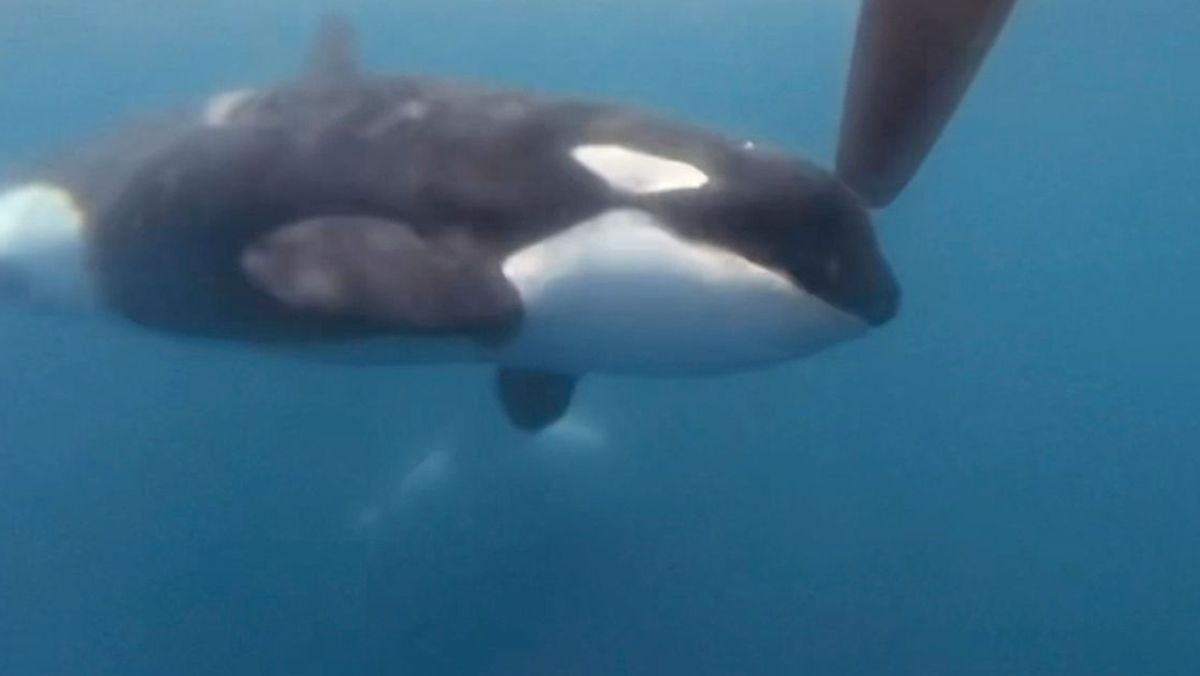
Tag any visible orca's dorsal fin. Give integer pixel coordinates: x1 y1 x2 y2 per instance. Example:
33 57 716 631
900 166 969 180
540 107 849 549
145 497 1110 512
303 13 361 83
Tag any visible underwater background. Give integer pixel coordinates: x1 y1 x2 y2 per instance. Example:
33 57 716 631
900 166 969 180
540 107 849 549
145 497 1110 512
1 1 1198 674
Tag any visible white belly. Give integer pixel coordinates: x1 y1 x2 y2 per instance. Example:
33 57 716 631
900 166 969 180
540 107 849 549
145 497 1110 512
100 204 865 376
495 209 867 375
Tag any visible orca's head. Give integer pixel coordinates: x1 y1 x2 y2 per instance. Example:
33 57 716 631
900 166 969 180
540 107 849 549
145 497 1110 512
0 183 96 314
501 133 900 375
567 132 900 332
687 146 901 329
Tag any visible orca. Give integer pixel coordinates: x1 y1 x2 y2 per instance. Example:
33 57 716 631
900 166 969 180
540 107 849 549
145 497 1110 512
0 3 1019 430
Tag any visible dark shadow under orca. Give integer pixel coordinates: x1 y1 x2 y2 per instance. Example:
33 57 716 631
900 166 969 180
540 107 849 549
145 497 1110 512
0 2 1019 431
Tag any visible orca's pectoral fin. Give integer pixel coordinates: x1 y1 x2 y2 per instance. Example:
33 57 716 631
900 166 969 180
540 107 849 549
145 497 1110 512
241 216 522 336
836 0 1018 207
303 12 362 83
496 369 579 432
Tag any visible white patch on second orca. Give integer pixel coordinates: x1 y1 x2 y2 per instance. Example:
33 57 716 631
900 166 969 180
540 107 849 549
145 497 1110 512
535 413 608 455
0 183 96 311
500 209 868 375
395 446 457 505
571 144 710 194
203 89 255 127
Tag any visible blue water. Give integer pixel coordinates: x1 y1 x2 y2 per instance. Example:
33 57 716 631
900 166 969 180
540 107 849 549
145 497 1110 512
2 1 1198 674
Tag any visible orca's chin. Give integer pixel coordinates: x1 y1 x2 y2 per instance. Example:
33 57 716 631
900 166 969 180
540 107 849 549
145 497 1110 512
834 282 901 328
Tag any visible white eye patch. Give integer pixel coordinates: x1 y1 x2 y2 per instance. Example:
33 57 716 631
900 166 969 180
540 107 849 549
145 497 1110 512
570 144 710 195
